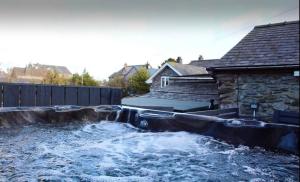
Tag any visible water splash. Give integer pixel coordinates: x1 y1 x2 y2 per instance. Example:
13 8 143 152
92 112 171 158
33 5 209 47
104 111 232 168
0 121 299 181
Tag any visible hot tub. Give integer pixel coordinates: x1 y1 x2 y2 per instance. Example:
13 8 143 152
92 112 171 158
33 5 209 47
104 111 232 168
0 106 299 181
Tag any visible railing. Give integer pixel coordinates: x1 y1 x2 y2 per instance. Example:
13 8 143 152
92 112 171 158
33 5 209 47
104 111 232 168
0 82 122 107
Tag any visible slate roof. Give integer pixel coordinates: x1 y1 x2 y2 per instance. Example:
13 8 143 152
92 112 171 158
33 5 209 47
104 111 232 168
109 64 157 79
148 68 157 76
169 62 208 75
34 64 72 75
146 62 209 83
109 66 134 78
11 67 25 76
189 59 221 67
210 20 299 69
10 64 72 82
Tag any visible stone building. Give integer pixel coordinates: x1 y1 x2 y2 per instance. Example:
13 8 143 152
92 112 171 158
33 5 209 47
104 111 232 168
145 62 219 104
9 63 72 83
208 21 299 121
109 63 157 85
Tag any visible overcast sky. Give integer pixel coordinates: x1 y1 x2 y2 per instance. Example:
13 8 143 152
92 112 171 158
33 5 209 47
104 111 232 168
0 0 298 80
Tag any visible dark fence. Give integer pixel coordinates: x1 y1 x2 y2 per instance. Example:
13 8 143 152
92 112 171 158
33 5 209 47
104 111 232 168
0 82 122 107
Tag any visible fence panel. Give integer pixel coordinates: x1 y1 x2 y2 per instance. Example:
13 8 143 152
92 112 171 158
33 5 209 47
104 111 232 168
20 84 36 106
89 87 101 106
0 82 122 107
111 88 122 105
36 85 51 106
78 87 89 106
3 84 20 107
0 83 3 107
65 87 78 105
101 88 111 105
51 86 65 105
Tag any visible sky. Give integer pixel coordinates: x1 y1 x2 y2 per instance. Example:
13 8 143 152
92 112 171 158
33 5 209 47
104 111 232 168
0 0 299 80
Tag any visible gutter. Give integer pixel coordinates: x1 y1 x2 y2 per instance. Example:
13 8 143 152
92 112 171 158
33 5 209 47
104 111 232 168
169 76 214 80
207 64 299 71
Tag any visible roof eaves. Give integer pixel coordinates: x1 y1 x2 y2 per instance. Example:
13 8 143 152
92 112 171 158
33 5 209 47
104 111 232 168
145 63 182 84
207 64 300 71
175 73 212 77
254 20 299 29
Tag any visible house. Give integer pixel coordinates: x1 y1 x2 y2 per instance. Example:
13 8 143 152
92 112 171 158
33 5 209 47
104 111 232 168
139 61 219 111
0 70 8 82
9 63 72 83
207 20 299 121
109 63 157 85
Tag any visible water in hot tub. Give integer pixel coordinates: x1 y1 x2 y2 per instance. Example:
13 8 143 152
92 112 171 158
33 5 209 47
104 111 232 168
0 121 299 181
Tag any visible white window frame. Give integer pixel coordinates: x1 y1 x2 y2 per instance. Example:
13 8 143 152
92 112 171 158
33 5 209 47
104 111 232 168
161 76 169 88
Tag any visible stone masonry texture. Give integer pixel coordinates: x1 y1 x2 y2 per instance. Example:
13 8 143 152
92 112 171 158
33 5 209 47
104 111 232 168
148 67 219 103
215 71 299 121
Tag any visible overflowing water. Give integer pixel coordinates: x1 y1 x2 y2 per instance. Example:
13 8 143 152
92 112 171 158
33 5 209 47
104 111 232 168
0 121 299 182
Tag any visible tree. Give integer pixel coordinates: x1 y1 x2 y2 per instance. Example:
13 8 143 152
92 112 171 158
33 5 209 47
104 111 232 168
82 71 98 86
69 73 82 85
100 79 108 86
108 75 126 88
42 70 68 85
128 67 150 94
160 58 176 67
69 70 99 86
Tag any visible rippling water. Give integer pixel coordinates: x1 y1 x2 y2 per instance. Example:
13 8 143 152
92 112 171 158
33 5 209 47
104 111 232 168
0 121 299 182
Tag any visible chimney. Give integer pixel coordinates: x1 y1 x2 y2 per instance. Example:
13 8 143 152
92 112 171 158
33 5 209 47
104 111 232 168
124 63 128 68
176 57 182 64
146 61 150 69
198 55 204 60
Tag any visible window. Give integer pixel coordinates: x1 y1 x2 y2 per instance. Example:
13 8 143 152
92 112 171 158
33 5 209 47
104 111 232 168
161 76 169 88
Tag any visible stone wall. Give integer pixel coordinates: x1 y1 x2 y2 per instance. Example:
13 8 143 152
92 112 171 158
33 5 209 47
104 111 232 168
215 74 238 109
150 67 178 91
215 70 299 121
143 90 219 102
149 67 219 102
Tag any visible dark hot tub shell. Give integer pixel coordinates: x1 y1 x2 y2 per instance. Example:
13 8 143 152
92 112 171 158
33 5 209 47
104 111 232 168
0 105 298 155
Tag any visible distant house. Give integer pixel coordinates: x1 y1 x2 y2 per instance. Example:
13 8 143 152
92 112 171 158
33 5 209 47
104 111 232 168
208 21 299 121
109 63 157 85
0 70 8 82
143 61 219 109
9 63 72 83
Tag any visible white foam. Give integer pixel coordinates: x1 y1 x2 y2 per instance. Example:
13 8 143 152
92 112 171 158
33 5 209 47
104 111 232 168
250 178 266 182
80 174 153 182
1 121 298 181
230 120 242 125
